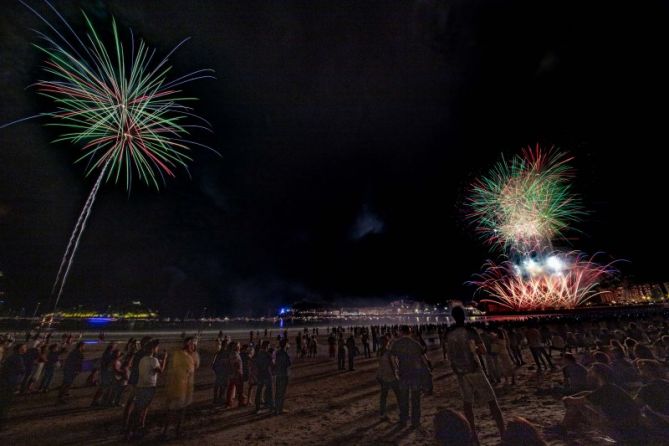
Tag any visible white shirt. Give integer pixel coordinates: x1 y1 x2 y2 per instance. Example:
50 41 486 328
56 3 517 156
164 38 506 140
137 356 160 388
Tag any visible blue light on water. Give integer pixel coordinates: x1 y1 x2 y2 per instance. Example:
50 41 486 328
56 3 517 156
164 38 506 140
88 317 114 326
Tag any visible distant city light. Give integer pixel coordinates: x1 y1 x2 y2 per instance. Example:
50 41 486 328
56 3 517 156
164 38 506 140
87 317 115 326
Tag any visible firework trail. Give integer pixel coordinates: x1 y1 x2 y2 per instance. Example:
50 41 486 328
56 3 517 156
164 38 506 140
3 0 215 315
52 161 109 312
51 161 108 296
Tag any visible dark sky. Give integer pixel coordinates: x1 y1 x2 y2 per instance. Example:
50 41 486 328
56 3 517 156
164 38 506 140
1 0 668 316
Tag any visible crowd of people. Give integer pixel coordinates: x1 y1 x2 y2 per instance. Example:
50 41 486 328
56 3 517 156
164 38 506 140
0 308 668 445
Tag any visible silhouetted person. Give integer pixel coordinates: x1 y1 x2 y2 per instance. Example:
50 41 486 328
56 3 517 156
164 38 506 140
0 344 27 429
254 341 274 413
57 341 84 405
274 339 291 415
390 326 424 428
447 306 505 443
346 335 356 371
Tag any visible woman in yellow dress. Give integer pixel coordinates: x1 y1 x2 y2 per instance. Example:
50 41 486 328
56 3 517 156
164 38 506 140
162 337 197 438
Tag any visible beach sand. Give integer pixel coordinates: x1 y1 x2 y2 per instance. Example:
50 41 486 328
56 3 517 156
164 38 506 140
0 335 616 445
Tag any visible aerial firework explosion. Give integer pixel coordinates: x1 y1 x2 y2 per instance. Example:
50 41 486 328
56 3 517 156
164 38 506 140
470 252 615 311
467 145 583 253
28 5 215 190
3 0 215 315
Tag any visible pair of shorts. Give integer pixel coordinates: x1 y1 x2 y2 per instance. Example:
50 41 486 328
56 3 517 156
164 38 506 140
456 371 497 404
134 387 156 409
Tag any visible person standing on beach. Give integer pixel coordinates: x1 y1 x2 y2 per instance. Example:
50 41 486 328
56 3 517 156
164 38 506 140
346 335 356 371
376 337 400 421
274 339 291 415
447 306 505 444
362 330 371 359
526 325 554 372
226 342 243 407
123 337 152 428
254 340 274 413
163 337 197 438
38 343 61 393
337 334 347 371
239 344 251 406
296 332 302 360
20 342 40 394
57 341 84 405
126 339 167 440
212 339 230 405
328 332 336 359
0 344 27 429
390 326 424 429
372 327 379 353
91 341 116 406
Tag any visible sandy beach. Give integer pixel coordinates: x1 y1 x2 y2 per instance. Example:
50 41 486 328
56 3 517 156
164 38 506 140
0 332 620 446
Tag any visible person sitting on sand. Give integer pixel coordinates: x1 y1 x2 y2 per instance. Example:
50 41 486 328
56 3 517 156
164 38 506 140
635 361 669 414
609 347 639 386
633 343 656 361
562 353 589 394
433 408 474 446
562 362 643 442
501 417 547 446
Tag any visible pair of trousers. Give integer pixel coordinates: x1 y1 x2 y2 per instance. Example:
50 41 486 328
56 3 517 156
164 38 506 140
530 347 553 370
39 367 55 391
378 379 400 416
398 381 421 426
255 376 273 410
274 376 288 413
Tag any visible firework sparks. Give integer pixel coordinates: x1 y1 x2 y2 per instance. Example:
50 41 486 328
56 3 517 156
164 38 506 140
29 5 215 190
467 145 583 253
3 0 215 317
470 252 615 311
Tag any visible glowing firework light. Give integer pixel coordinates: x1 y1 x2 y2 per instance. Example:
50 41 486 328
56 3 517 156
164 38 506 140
470 252 616 311
467 145 584 253
2 0 215 316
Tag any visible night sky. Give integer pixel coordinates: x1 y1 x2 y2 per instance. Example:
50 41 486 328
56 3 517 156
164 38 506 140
1 1 668 316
